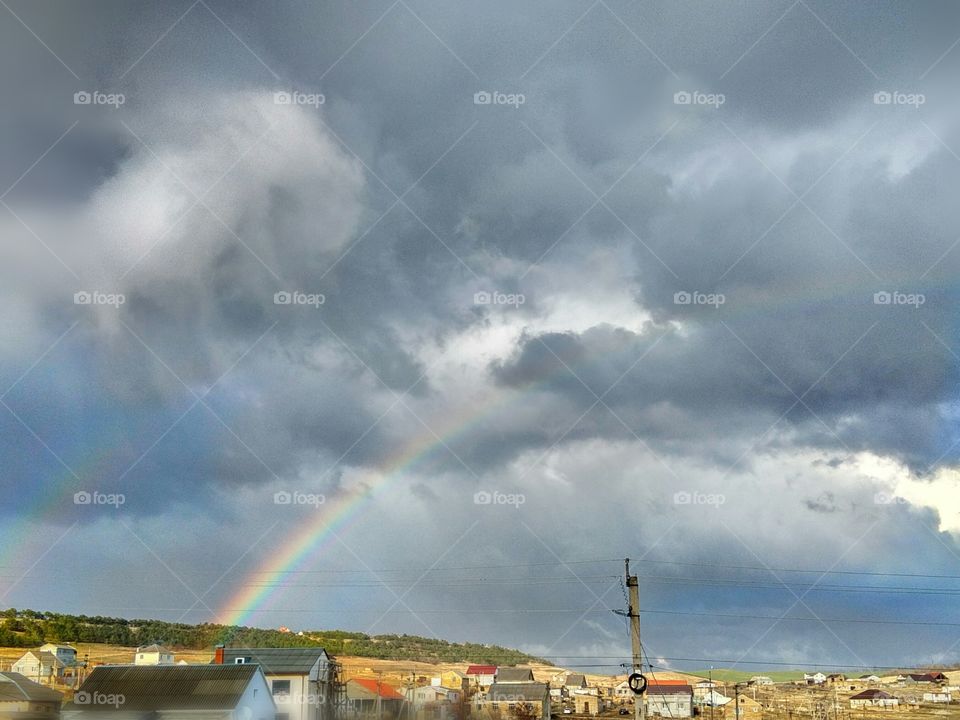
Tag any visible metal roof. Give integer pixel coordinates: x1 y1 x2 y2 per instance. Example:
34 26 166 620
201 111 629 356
0 673 64 703
486 683 550 702
347 678 406 701
216 647 329 674
71 664 262 711
496 668 534 683
466 665 497 675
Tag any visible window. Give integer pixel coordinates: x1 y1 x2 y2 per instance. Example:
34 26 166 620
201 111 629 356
235 658 247 664
272 680 292 697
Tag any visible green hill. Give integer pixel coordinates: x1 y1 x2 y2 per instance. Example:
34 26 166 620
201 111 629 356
0 608 546 666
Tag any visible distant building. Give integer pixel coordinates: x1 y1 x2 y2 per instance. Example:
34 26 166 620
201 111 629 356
614 680 632 701
923 691 951 703
646 684 693 718
134 644 175 666
564 674 588 691
39 645 77 667
748 677 773 686
63 663 276 720
849 690 898 709
346 678 406 720
478 682 550 720
465 666 497 691
572 689 604 716
431 671 467 692
725 695 762 717
0 672 63 719
804 673 827 685
213 646 336 720
495 668 535 684
12 653 64 685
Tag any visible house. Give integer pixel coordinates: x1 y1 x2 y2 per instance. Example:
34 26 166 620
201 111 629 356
135 644 175 666
804 673 827 685
614 680 632 701
849 690 899 709
407 685 461 720
40 644 77 666
826 674 846 685
495 668 535 684
572 688 604 716
922 691 951 703
645 684 693 718
725 696 762 717
858 675 882 684
477 682 550 720
694 690 732 708
213 646 336 720
748 677 773 686
905 672 947 684
346 678 406 720
465 666 497 691
12 653 65 685
431 671 467 692
564 674 588 691
0 672 63 719
62 663 275 720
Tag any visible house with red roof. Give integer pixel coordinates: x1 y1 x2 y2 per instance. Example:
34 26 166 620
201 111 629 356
346 678 406 719
465 666 497 691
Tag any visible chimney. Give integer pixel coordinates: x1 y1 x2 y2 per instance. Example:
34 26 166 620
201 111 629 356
214 645 224 664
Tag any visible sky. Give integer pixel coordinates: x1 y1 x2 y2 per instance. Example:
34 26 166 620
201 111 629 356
2 0 960 674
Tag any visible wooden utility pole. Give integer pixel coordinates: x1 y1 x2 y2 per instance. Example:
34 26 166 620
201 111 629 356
625 559 646 720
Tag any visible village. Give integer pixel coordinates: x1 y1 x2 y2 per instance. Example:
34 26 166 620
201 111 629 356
2 641 960 720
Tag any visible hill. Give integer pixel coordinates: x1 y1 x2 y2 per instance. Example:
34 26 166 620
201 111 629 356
0 608 545 666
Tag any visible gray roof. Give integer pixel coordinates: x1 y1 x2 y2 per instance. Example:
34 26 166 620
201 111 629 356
137 644 172 653
216 647 329 674
0 673 64 703
495 668 535 683
647 685 693 696
70 664 262 711
487 683 550 702
565 674 587 687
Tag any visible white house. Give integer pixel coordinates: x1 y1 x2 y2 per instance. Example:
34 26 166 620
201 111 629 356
748 677 774 686
135 644 175 665
214 646 336 720
12 652 64 685
63 664 275 720
849 690 898 709
923 691 951 703
465 666 497 691
646 685 693 718
804 673 827 685
615 680 633 701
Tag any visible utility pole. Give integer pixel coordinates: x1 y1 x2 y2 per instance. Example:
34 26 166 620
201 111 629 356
625 559 646 720
734 684 741 720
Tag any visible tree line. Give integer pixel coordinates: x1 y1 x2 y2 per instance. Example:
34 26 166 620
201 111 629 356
0 608 545 666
